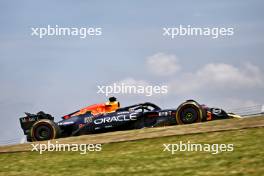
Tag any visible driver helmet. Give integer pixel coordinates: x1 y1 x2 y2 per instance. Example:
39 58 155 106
105 97 120 112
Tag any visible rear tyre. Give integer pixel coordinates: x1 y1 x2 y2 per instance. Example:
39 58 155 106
176 101 204 124
31 119 60 141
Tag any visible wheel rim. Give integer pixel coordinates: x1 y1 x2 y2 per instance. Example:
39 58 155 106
34 125 52 141
180 106 199 124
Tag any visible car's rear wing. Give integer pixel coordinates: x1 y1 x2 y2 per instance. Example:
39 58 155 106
19 112 54 135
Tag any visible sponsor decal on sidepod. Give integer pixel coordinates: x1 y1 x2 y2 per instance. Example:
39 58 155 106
94 113 138 125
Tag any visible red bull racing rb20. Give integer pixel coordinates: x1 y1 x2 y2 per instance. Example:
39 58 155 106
19 97 239 142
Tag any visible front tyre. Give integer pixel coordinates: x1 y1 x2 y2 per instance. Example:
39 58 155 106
30 119 60 141
176 101 205 124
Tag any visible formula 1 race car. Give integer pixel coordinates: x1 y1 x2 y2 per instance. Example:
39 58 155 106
20 97 239 142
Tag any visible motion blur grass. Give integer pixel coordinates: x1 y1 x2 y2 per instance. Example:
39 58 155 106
1 127 263 176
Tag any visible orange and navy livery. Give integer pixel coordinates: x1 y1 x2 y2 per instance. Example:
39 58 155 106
19 97 239 142
62 97 120 119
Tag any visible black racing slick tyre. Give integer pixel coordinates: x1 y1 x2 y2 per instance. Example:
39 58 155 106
176 101 205 125
30 119 60 141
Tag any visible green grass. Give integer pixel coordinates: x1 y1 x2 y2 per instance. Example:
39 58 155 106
1 127 263 176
